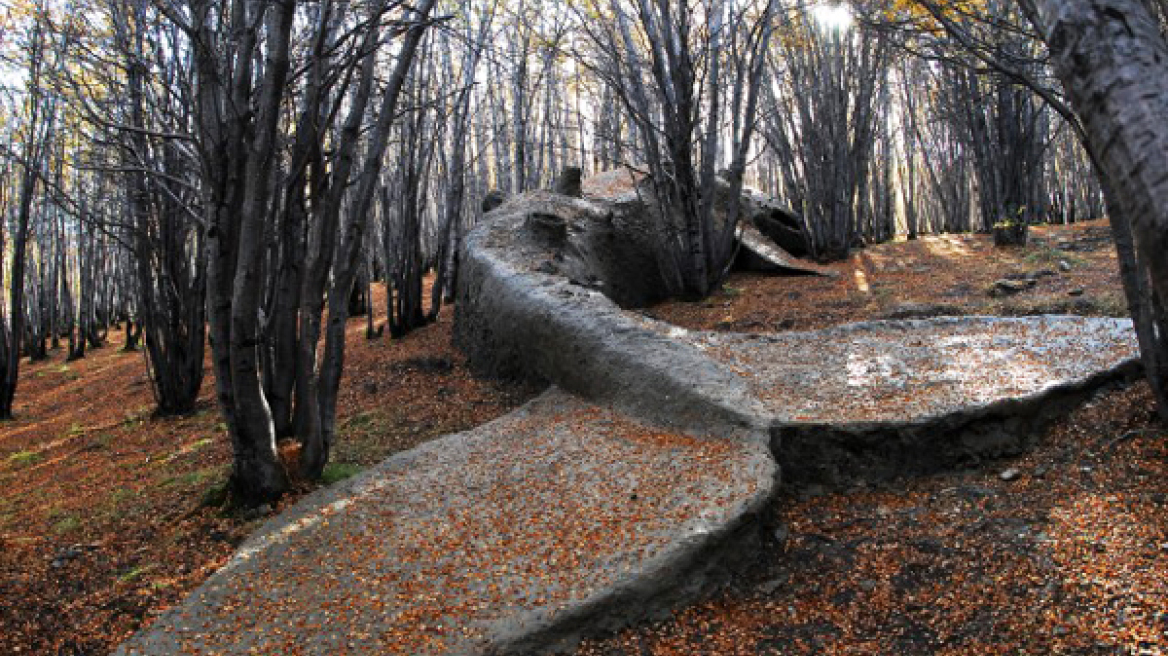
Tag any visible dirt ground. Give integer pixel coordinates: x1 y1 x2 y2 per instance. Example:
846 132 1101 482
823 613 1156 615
577 220 1167 655
648 220 1127 333
2 219 1163 655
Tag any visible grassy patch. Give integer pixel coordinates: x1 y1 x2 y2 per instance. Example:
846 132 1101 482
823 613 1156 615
7 450 42 466
986 291 1129 319
338 410 391 449
87 432 114 451
200 480 230 509
320 462 362 486
52 514 81 534
122 406 153 429
95 487 143 522
1023 246 1086 268
111 487 138 505
52 364 80 381
117 563 157 583
164 467 219 489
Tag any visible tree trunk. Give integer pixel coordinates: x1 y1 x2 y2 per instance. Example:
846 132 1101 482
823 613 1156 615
1036 0 1168 420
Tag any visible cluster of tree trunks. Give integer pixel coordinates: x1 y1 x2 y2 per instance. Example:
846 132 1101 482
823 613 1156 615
4 0 1168 500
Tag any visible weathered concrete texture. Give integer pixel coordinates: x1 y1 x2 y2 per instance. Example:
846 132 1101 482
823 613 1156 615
736 222 837 277
457 178 1143 485
454 191 771 436
740 187 811 258
691 316 1141 484
116 390 776 656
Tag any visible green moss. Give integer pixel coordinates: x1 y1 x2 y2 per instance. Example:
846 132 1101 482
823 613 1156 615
200 480 230 509
7 450 41 466
320 462 362 486
1023 247 1086 268
118 563 157 583
52 514 81 534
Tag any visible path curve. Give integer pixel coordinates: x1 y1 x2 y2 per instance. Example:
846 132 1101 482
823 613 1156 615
117 186 1140 655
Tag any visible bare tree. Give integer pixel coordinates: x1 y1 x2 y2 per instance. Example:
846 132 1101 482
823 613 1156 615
1 8 58 419
761 7 891 260
576 0 777 298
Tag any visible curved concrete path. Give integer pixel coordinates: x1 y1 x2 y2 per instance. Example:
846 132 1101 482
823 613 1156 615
118 391 774 655
117 186 1141 655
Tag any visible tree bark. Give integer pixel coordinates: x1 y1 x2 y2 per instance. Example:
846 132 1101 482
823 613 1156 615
1035 0 1168 419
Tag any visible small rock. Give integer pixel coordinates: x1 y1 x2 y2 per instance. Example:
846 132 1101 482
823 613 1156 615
999 468 1021 482
772 524 790 543
1068 288 1085 297
991 278 1035 296
1034 464 1049 478
759 577 786 595
882 302 960 320
1031 269 1057 278
50 545 85 568
242 503 273 521
1054 625 1070 637
859 579 880 592
1059 260 1072 272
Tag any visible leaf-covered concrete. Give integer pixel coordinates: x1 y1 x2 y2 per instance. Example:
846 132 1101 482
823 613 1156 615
117 186 1141 655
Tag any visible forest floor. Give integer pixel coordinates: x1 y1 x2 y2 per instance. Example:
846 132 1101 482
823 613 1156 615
2 219 1164 655
578 219 1168 655
0 298 537 655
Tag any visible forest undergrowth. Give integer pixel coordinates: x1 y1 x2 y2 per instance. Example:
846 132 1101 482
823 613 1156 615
2 219 1163 655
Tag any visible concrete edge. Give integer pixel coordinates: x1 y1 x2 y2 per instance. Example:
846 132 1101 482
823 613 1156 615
484 437 778 655
770 353 1143 487
454 207 771 438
